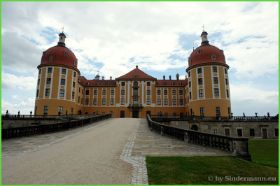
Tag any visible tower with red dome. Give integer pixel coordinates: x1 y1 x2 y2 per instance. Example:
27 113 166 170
35 32 82 115
186 30 231 118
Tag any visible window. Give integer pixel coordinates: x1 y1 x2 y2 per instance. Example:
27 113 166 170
73 82 75 88
225 68 228 74
93 98 97 105
36 89 39 97
199 89 204 98
102 98 106 105
216 107 221 117
189 81 191 88
164 89 168 95
45 88 50 97
85 98 89 105
94 89 98 96
200 107 204 117
225 78 229 85
59 89 65 98
157 98 161 105
179 89 183 95
37 79 40 86
275 129 278 137
79 87 80 93
172 89 176 95
250 129 255 137
110 89 114 95
147 82 151 86
225 128 230 136
189 92 192 100
147 90 151 95
47 67 52 73
188 71 191 77
121 89 125 95
86 90 89 95
197 67 202 74
213 77 219 84
172 98 176 106
60 79 65 85
211 54 217 61
164 98 168 106
214 88 219 97
226 89 230 98
102 89 106 95
198 78 203 85
147 98 151 105
46 78 51 85
72 92 75 100
110 98 114 105
179 99 184 106
213 129 217 134
121 97 125 105
61 68 66 74
157 89 161 95
73 72 76 77
121 82 125 86
237 129 243 137
43 106 48 115
39 69 41 74
212 66 217 73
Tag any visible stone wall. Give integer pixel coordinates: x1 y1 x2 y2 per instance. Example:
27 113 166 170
170 120 278 139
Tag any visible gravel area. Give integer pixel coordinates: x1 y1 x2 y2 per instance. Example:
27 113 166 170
3 118 139 184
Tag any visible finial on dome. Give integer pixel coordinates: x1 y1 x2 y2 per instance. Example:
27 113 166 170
136 65 138 69
200 27 209 45
58 28 66 47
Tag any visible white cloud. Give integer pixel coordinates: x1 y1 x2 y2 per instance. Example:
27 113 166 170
2 72 37 91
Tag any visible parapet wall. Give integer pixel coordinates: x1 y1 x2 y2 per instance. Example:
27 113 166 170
170 120 278 139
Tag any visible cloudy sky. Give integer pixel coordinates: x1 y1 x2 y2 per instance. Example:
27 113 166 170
2 2 278 115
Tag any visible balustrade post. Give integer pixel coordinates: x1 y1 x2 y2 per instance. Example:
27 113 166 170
232 139 251 160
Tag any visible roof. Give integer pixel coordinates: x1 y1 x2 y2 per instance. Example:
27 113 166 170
38 45 78 71
187 44 227 70
156 80 187 87
116 66 156 81
78 76 116 87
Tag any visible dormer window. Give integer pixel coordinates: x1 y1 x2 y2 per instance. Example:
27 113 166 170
211 54 217 61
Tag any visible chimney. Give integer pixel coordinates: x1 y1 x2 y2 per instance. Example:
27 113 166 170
169 75 171 80
163 75 165 80
176 73 179 80
102 76 104 80
110 76 112 80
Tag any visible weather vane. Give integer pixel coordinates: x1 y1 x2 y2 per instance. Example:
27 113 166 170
61 26 64 33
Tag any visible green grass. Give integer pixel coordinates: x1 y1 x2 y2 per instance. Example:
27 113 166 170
146 156 278 184
249 139 278 167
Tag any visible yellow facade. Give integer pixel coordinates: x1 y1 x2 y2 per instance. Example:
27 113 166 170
35 31 231 118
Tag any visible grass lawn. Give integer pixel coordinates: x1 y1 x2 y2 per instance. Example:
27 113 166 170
146 156 278 184
249 139 278 167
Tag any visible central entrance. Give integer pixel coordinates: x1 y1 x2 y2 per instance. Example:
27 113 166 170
132 110 139 118
132 81 139 118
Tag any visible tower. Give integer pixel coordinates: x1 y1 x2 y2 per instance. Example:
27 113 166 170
186 30 231 118
35 32 80 115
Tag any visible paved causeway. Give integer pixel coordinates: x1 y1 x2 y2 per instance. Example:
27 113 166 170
3 118 229 184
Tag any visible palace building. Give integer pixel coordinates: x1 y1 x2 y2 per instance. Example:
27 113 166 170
35 30 231 118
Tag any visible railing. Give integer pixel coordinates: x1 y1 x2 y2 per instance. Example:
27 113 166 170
146 114 251 159
2 114 94 120
2 114 112 139
150 115 278 122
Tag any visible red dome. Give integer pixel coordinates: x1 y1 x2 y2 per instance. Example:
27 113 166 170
39 45 78 70
188 44 227 69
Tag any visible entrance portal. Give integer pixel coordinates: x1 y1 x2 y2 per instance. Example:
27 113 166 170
132 111 139 118
120 110 125 118
262 128 268 139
